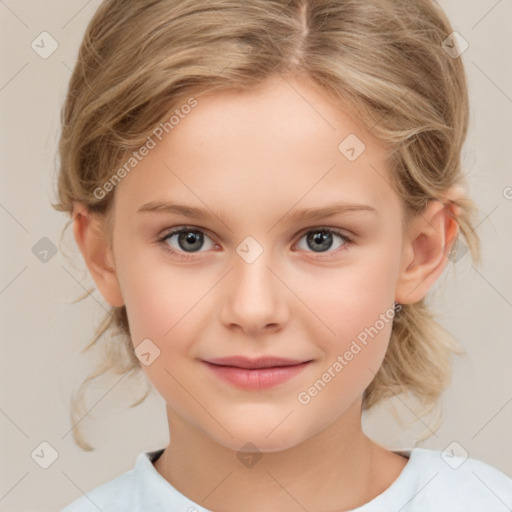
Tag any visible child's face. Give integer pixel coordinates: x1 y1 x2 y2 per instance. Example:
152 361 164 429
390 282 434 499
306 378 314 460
99 75 413 452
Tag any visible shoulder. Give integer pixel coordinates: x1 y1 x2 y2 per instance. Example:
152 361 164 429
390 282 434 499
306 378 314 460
60 449 173 512
59 448 205 512
399 447 512 511
60 466 135 512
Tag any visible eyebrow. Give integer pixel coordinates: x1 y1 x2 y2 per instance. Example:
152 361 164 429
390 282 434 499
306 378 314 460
136 200 378 223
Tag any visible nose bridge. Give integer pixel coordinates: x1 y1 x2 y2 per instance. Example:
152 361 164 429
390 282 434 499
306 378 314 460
220 238 287 332
234 240 280 306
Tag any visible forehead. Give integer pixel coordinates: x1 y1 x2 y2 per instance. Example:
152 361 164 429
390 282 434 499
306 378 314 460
114 75 396 219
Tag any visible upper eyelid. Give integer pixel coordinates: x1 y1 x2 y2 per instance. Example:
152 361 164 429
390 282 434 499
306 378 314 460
159 225 218 242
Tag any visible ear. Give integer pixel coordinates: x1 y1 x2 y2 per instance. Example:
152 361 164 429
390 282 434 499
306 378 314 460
72 201 125 307
394 198 460 304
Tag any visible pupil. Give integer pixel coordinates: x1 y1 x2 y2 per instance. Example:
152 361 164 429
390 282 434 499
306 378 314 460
308 231 332 252
179 230 203 252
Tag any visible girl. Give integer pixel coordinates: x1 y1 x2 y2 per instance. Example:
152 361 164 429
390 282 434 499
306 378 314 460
54 0 512 510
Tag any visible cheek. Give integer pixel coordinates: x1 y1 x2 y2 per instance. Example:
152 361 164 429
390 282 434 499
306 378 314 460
118 261 211 411
117 257 219 401
300 255 398 344
294 247 399 398
117 246 211 344
296 303 395 418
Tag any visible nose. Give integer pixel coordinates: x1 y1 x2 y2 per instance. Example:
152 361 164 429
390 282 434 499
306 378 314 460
218 251 289 336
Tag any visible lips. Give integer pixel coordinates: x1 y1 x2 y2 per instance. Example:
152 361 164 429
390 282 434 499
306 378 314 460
204 356 310 369
202 356 312 390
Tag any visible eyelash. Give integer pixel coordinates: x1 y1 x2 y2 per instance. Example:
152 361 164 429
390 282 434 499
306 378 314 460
156 226 353 261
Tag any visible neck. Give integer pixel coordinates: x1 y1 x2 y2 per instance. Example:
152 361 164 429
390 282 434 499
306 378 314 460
153 400 396 511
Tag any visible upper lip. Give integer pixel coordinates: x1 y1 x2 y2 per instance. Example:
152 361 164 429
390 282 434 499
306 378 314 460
203 356 311 369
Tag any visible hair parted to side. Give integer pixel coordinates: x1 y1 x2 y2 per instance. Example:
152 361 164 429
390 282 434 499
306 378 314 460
52 0 480 451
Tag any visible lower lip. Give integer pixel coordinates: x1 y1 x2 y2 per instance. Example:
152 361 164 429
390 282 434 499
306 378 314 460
203 361 311 390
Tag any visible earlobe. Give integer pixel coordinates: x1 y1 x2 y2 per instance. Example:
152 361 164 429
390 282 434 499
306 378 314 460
72 201 125 308
394 200 459 305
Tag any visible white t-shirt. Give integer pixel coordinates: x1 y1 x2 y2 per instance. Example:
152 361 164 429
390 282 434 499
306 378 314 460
61 447 512 511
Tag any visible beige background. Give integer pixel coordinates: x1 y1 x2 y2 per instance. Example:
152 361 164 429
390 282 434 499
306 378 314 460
1 1 511 511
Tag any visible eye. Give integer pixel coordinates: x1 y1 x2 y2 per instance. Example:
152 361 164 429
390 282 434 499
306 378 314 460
156 226 352 261
157 226 215 260
294 228 351 258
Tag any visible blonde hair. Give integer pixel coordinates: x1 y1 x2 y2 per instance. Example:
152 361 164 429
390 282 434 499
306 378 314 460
52 0 480 451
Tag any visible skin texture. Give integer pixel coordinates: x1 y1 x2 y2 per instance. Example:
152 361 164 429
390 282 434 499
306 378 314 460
73 74 460 511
